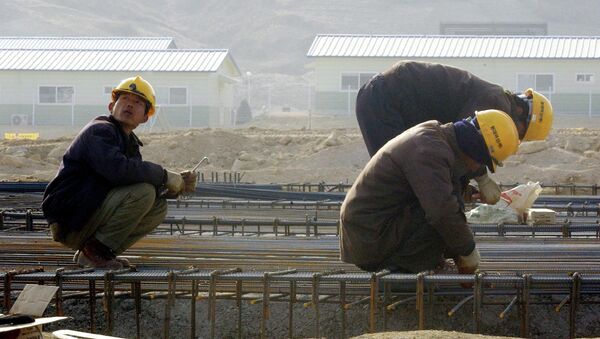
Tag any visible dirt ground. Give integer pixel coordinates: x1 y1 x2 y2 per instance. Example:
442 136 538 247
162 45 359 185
1 113 600 186
39 296 600 339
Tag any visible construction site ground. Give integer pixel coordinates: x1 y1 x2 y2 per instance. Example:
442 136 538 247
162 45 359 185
2 113 600 338
1 113 600 186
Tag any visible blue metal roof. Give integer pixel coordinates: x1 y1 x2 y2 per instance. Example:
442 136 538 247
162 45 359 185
0 37 176 50
307 34 600 59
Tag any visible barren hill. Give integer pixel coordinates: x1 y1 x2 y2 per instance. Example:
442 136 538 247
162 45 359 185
3 0 600 74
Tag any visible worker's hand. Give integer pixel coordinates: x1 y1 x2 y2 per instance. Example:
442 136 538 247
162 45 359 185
455 248 481 275
455 247 480 289
475 174 501 204
180 170 198 193
463 184 480 203
165 169 184 194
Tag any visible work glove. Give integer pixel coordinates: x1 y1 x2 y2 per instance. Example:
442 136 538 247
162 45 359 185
455 247 481 275
475 174 501 204
455 247 481 289
165 169 184 194
180 170 198 193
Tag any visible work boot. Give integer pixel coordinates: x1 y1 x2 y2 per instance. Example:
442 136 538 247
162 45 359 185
73 250 130 267
434 258 457 274
77 237 123 270
114 256 130 267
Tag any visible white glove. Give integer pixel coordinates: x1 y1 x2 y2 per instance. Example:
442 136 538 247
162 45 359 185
165 169 184 194
475 174 501 204
455 247 480 274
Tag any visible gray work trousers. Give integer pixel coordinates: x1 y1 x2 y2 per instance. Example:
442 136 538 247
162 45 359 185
357 206 446 273
51 183 167 255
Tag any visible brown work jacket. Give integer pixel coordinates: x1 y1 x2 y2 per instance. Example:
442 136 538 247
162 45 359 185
379 60 514 127
340 121 476 268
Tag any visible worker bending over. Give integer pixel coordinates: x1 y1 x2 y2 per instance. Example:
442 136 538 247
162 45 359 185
340 110 519 274
42 76 196 270
356 60 553 204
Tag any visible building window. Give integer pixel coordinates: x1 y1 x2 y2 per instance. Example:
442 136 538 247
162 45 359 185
170 87 187 105
39 86 74 104
576 73 594 83
156 86 188 105
340 72 377 91
517 74 554 93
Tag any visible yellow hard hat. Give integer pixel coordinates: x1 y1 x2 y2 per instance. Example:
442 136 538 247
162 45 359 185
522 89 553 141
111 76 156 116
476 109 520 173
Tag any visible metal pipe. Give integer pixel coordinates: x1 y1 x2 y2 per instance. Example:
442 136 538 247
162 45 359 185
103 270 114 336
520 274 532 338
134 281 141 339
163 271 175 339
386 296 417 312
570 272 581 339
474 273 484 334
89 280 96 333
288 281 295 339
369 270 390 333
447 295 473 317
499 296 518 319
55 268 64 316
340 281 346 339
236 280 242 339
260 269 296 339
209 268 241 339
417 272 426 330
555 294 570 313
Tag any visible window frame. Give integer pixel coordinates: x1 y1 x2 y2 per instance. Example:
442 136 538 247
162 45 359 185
575 73 595 83
516 73 555 93
38 85 75 105
155 86 189 106
340 72 377 92
168 87 189 105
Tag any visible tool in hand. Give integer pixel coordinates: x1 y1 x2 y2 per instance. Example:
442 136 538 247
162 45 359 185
190 156 209 172
160 157 209 198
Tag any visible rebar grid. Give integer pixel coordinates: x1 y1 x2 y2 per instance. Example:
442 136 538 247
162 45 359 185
4 235 600 274
4 210 600 238
1 267 599 338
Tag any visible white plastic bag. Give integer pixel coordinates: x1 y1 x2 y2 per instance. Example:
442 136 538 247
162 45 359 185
465 204 519 224
466 182 542 224
496 182 543 215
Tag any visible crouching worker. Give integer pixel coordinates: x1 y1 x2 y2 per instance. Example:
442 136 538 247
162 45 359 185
340 110 519 274
42 76 197 270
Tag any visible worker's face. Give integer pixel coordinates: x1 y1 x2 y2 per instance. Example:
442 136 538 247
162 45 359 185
515 105 528 139
463 155 485 173
109 92 149 134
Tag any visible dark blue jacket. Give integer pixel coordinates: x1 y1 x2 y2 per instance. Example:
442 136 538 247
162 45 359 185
42 115 166 231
